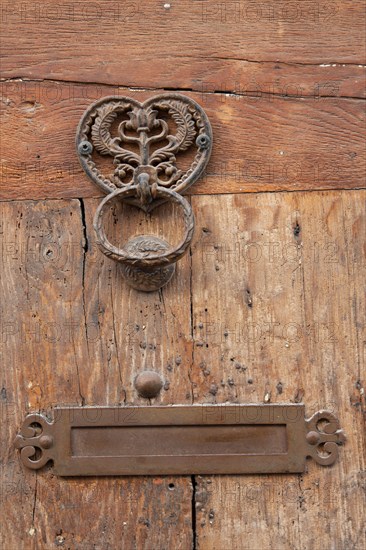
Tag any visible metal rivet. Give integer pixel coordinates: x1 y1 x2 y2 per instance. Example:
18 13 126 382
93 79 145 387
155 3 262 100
78 140 93 155
39 435 53 449
196 133 210 149
134 371 163 399
306 431 320 445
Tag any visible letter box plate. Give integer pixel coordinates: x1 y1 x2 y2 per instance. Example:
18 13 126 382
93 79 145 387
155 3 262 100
14 405 345 476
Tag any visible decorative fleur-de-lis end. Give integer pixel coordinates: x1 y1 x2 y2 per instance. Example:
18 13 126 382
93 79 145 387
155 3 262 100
14 413 55 470
305 410 346 466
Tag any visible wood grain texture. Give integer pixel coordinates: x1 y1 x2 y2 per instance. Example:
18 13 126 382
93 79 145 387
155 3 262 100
190 190 366 549
1 190 365 549
1 82 364 200
1 0 365 89
0 198 194 549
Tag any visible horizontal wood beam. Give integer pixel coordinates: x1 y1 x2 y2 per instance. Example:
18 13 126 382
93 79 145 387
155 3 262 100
1 0 365 88
1 82 364 200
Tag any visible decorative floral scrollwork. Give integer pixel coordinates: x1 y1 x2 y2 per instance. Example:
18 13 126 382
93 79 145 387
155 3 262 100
76 94 212 210
305 410 346 466
14 413 54 470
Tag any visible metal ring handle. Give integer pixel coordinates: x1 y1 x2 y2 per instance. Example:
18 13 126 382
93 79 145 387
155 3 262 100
93 186 195 270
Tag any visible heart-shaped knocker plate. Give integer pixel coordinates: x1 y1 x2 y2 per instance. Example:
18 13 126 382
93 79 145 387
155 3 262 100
76 94 212 291
76 94 212 212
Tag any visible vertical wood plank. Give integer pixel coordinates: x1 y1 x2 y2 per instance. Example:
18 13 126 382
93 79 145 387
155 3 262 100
1 198 193 549
190 190 366 549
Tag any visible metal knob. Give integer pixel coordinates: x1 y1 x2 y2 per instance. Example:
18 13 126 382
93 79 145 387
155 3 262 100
134 371 163 399
76 94 212 291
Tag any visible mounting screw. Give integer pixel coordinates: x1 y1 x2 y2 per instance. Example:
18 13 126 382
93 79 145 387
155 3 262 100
78 140 93 155
196 133 210 150
134 371 163 399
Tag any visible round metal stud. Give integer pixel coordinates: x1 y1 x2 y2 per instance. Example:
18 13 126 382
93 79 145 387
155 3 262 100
39 435 53 449
134 371 163 399
306 431 321 446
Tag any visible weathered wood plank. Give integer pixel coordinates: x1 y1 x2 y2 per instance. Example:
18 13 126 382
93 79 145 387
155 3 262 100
190 190 366 549
1 198 193 549
1 83 364 200
1 0 365 88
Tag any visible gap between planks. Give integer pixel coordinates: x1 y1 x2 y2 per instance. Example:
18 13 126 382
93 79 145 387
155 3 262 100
1 187 366 205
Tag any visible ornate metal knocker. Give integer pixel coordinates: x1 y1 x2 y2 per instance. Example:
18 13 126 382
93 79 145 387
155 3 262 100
76 94 212 291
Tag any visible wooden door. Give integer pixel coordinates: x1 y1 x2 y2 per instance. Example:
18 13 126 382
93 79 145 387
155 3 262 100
1 2 365 548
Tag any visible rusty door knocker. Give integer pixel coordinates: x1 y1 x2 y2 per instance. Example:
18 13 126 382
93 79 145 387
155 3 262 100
76 94 212 291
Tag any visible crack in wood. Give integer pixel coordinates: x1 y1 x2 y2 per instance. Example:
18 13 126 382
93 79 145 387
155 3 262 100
1 76 365 101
